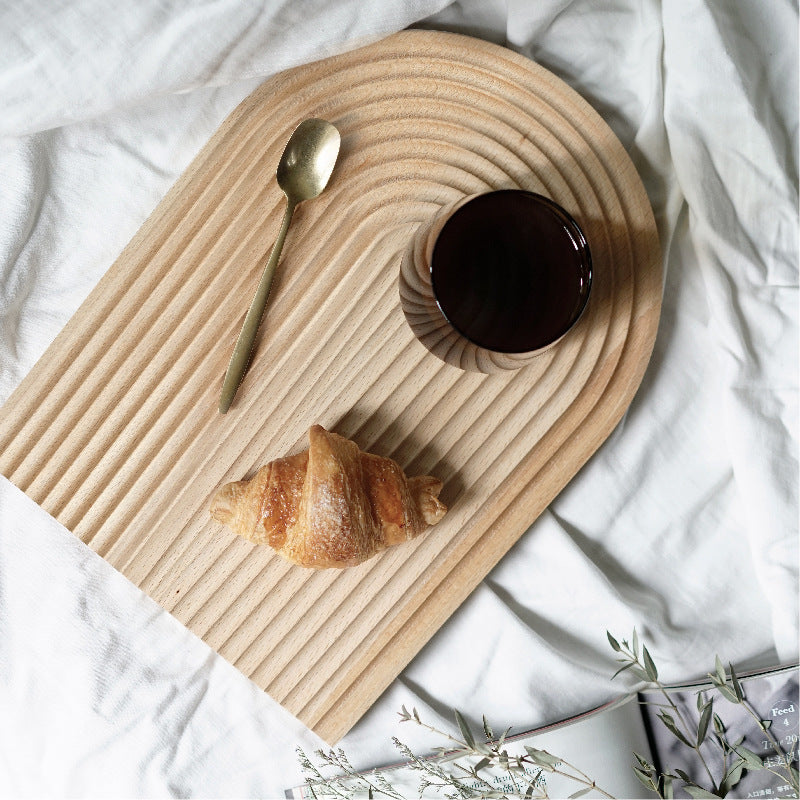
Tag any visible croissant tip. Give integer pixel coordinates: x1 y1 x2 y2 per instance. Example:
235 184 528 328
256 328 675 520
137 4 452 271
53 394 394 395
409 474 447 525
209 483 236 526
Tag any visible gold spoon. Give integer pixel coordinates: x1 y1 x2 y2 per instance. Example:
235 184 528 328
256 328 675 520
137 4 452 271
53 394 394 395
219 118 341 413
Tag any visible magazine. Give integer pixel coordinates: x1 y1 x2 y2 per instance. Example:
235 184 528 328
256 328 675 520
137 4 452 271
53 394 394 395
288 663 798 799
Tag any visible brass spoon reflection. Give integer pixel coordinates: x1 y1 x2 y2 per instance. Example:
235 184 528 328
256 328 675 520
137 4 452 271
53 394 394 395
219 118 341 413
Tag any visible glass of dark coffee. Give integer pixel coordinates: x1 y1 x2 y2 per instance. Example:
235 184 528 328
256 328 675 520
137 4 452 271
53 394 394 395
400 190 592 373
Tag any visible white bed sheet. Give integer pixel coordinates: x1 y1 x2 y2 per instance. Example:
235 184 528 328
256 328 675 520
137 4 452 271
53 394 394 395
0 0 796 796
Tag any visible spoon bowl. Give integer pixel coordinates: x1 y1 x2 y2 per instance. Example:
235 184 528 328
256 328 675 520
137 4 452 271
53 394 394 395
277 118 341 204
219 119 341 413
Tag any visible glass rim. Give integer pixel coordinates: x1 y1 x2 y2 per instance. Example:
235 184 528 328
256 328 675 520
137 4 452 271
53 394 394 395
429 189 593 354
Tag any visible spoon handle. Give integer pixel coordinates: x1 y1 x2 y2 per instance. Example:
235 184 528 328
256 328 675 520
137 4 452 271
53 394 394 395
219 199 296 413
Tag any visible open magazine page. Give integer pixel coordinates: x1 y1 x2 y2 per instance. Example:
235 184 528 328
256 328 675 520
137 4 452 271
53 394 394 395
289 696 653 798
641 666 799 799
505 698 653 798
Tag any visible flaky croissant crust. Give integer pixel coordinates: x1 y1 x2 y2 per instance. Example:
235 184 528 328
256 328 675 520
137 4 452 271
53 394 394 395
210 425 447 568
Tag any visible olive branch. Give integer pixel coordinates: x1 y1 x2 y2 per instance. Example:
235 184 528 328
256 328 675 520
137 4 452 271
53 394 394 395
298 633 799 799
298 705 611 799
608 631 799 799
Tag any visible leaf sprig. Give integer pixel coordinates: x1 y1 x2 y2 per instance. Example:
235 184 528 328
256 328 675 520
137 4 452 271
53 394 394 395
608 629 799 799
397 706 616 799
300 706 614 799
299 633 798 800
706 655 799 794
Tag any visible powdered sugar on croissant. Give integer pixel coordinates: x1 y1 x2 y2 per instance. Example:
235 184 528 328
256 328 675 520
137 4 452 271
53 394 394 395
210 425 447 568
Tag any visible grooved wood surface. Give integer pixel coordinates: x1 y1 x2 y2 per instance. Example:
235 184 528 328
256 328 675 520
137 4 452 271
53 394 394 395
0 31 662 743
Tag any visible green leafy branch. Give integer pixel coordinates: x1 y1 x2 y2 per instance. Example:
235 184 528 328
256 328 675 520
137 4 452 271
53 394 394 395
412 707 616 799
706 655 799 795
608 630 799 799
299 706 615 799
608 629 718 796
298 634 798 800
297 745 407 799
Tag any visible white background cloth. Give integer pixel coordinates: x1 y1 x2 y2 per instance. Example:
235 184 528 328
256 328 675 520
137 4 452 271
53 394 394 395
0 0 797 796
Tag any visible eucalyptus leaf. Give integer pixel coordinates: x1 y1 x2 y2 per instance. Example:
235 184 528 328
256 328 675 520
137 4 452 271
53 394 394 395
473 741 491 757
707 673 723 690
729 664 743 701
659 712 693 747
696 692 705 712
568 789 592 798
631 666 652 683
633 766 655 791
525 746 560 769
483 715 493 740
721 758 745 793
675 769 694 784
611 661 637 681
632 628 640 658
733 745 764 770
716 684 739 703
642 646 659 681
473 757 491 773
715 655 726 684
662 774 674 799
697 702 713 745
454 710 476 749
607 631 622 652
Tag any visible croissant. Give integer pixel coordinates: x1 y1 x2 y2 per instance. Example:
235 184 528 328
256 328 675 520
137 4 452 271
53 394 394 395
210 425 447 569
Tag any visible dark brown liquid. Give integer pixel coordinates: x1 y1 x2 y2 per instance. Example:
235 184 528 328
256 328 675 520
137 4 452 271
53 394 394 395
431 191 592 353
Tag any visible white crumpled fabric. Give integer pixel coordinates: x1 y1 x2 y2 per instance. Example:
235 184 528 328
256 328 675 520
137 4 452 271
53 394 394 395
0 0 796 796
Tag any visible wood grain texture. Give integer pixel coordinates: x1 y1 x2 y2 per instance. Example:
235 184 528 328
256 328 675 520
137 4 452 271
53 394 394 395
0 31 662 743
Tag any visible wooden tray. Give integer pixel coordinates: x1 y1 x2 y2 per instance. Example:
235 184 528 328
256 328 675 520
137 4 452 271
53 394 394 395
0 31 661 743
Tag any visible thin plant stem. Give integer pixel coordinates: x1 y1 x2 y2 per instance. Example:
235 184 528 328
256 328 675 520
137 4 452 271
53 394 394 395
658 685 718 787
618 640 718 789
739 699 799 791
450 760 503 794
400 712 618 799
549 761 616 799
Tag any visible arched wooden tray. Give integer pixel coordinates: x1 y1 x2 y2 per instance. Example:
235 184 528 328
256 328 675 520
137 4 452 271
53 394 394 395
0 30 661 743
